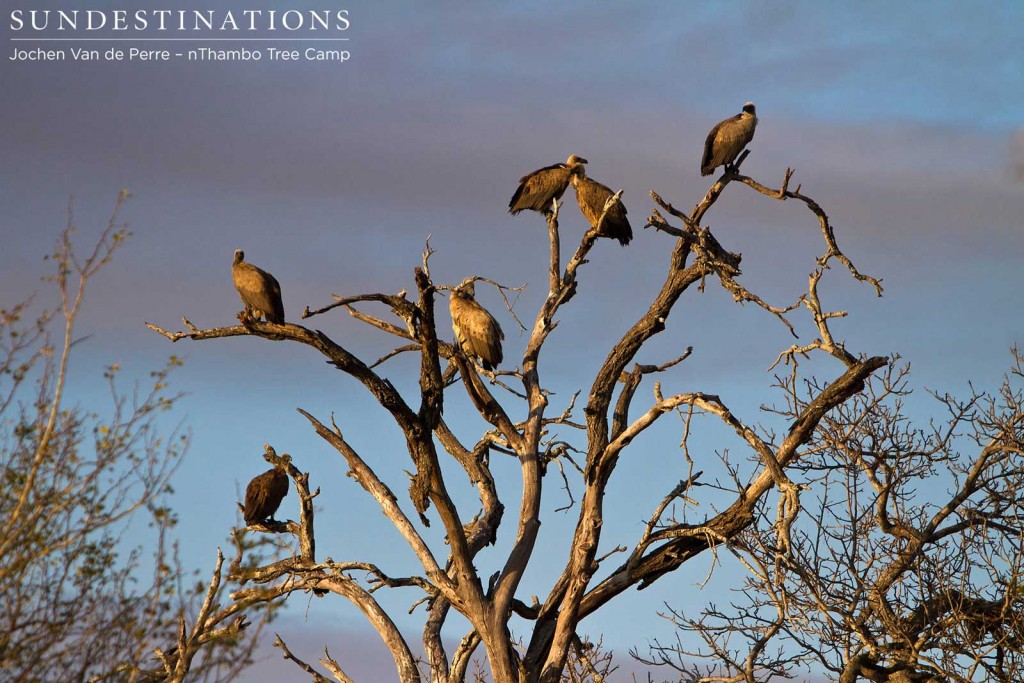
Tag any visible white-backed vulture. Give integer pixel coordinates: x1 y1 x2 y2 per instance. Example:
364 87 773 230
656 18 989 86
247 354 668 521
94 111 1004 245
232 249 284 324
572 175 632 246
243 461 289 525
701 102 757 176
450 282 504 371
509 154 588 216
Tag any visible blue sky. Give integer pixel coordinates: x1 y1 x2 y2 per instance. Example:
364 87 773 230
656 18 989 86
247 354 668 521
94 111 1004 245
2 2 1022 680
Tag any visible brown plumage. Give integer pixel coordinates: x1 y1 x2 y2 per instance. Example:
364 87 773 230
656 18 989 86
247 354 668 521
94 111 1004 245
509 154 588 216
243 463 289 526
572 175 632 246
450 282 503 371
701 102 758 176
232 249 284 324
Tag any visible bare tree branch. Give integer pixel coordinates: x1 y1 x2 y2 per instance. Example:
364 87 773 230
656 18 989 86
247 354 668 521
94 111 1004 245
145 158 908 683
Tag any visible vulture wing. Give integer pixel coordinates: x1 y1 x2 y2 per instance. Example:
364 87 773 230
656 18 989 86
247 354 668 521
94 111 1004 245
701 114 738 175
574 176 632 246
260 271 285 324
509 164 573 215
233 262 285 323
243 468 289 525
701 112 756 176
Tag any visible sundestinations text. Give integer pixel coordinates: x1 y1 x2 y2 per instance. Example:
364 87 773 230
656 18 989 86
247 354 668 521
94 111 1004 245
9 9 350 32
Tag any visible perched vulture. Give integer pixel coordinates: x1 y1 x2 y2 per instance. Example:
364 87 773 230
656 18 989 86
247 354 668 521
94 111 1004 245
232 249 285 323
449 282 504 371
701 102 758 176
509 154 588 216
243 461 289 526
572 175 633 246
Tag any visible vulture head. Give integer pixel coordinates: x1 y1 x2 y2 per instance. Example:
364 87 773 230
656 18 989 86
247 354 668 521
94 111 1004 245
742 102 756 116
566 154 588 178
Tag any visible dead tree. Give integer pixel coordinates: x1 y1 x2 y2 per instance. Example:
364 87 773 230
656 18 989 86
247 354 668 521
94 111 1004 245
149 154 887 682
638 352 1024 682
